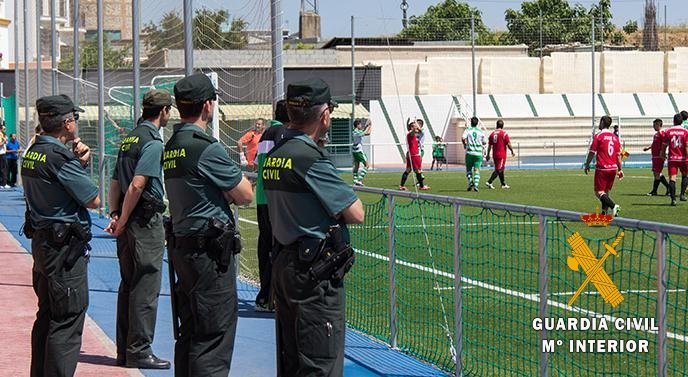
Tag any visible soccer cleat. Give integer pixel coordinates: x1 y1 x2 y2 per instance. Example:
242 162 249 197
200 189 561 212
501 184 511 189
646 192 658 196
486 182 495 189
467 184 473 191
612 205 621 217
399 185 408 191
353 181 364 187
473 186 479 192
419 185 431 191
671 199 677 206
665 191 671 196
681 195 687 202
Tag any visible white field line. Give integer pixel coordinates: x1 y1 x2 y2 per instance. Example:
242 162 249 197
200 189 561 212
549 289 688 296
239 218 541 228
238 216 688 342
355 248 688 343
434 286 474 291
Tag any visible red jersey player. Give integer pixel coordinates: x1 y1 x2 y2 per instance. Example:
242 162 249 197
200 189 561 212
642 118 670 196
661 113 688 206
584 116 623 216
485 119 515 189
400 118 429 190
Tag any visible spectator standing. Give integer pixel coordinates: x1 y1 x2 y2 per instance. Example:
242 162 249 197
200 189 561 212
6 133 21 187
238 118 266 170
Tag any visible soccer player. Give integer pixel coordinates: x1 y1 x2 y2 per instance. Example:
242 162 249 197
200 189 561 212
416 118 426 159
400 119 429 190
661 113 688 206
462 117 486 191
681 110 688 128
584 115 623 216
352 118 372 186
642 118 670 196
485 119 515 189
431 135 446 171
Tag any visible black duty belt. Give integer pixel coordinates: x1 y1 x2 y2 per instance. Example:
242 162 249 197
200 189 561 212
174 235 208 250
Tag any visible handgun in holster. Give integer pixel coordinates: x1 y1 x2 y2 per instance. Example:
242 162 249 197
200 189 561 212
307 224 356 282
22 209 36 239
133 191 167 227
205 217 242 272
62 222 92 271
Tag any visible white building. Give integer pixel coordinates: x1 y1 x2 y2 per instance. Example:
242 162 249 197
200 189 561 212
0 0 12 69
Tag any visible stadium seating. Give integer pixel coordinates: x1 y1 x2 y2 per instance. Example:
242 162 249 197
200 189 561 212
369 93 685 168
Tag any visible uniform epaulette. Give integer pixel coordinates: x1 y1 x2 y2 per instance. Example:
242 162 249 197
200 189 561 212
192 131 216 144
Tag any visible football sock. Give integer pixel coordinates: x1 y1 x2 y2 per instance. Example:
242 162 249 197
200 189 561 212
651 179 660 194
669 180 676 200
600 194 615 209
400 171 409 186
498 171 506 186
660 175 670 190
488 171 499 184
466 171 473 185
359 167 368 182
682 176 688 196
353 170 359 182
415 172 425 187
473 169 481 187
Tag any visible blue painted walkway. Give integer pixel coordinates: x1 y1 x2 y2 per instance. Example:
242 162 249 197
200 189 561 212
0 188 447 377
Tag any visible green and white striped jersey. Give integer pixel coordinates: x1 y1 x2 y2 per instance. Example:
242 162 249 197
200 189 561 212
352 128 365 153
462 126 486 156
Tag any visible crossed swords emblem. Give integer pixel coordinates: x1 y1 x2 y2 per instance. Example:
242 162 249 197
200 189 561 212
566 231 625 308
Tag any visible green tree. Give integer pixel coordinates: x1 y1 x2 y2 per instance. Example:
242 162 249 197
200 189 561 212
503 0 613 55
59 36 130 70
398 0 492 44
143 8 247 51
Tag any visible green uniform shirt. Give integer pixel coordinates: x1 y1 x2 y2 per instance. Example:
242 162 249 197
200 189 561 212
21 135 98 228
462 126 486 157
255 120 285 205
352 128 365 153
163 123 243 235
112 120 164 201
264 129 358 245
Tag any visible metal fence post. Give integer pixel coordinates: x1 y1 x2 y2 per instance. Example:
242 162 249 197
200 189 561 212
591 16 596 135
271 0 284 105
656 230 667 377
552 142 556 169
351 15 356 128
470 16 476 117
453 203 462 377
538 215 548 377
517 142 521 170
132 0 141 122
183 0 193 76
36 0 42 99
97 0 105 215
72 0 80 126
23 0 30 147
388 194 397 349
50 0 57 94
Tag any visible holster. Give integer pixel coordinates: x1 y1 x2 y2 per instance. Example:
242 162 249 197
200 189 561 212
163 216 175 249
305 225 356 282
61 223 92 271
205 217 242 272
22 210 36 239
132 191 166 227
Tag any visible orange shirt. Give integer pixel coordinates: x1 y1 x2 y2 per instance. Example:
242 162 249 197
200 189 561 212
240 130 262 167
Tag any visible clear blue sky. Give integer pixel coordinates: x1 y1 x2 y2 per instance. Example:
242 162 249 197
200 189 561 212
144 0 688 38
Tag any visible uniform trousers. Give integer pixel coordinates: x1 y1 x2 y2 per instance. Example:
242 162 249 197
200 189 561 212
272 248 345 377
255 204 273 304
170 243 237 377
116 213 164 360
30 229 89 377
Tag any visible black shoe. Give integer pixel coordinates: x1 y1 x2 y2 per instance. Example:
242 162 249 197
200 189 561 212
116 355 126 366
126 354 171 369
666 191 671 196
671 199 677 206
681 195 687 202
646 191 657 196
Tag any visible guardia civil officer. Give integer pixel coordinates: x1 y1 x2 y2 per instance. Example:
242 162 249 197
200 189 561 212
22 94 100 377
163 73 253 377
264 79 365 376
105 90 172 369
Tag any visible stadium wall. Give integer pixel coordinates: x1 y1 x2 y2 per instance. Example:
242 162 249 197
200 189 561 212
373 48 688 96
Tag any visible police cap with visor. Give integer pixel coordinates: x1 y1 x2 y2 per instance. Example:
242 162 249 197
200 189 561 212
174 73 218 104
286 78 338 110
142 89 173 108
36 94 84 118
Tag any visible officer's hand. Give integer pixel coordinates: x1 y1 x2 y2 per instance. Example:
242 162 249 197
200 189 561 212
113 221 127 237
72 138 91 165
584 164 590 175
104 218 118 235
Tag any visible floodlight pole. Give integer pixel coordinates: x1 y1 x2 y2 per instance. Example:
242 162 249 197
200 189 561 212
23 0 29 147
183 0 193 76
13 0 20 142
132 0 141 121
73 0 79 107
36 0 42 98
471 16 476 117
351 16 356 126
591 16 596 136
